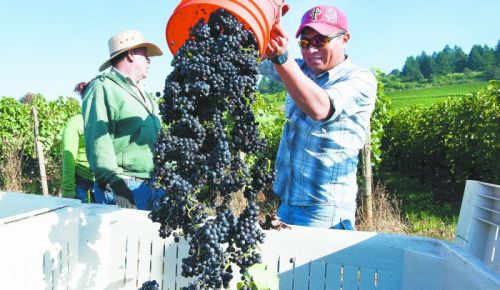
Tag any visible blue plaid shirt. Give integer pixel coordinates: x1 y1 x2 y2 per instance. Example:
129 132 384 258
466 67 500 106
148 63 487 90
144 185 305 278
263 57 377 207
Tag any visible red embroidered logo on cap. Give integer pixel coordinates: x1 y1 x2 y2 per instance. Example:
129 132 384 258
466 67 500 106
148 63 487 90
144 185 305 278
310 7 321 21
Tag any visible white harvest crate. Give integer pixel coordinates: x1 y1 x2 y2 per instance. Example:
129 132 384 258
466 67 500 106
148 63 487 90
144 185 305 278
0 180 498 290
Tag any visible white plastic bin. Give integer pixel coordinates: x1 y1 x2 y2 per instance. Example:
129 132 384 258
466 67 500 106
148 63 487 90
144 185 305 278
1 181 499 290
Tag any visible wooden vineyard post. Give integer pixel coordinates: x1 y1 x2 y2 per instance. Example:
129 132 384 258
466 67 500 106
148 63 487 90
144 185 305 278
32 106 49 196
361 125 373 228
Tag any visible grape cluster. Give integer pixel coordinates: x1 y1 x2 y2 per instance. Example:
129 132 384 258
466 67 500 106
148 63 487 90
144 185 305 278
139 280 159 290
148 9 274 290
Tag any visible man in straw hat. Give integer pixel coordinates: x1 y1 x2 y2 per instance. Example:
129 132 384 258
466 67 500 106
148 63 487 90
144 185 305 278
261 5 377 229
81 29 165 210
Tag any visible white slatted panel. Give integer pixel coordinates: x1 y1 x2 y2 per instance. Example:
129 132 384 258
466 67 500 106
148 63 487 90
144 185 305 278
76 206 194 290
455 180 500 272
0 192 80 290
261 227 404 290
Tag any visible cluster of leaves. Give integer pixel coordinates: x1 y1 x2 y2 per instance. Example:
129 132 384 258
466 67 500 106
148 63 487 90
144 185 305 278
370 73 393 172
381 81 499 201
0 94 80 192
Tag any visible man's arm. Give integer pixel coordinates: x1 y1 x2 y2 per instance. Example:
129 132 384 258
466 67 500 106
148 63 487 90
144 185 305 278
81 80 124 187
265 24 332 121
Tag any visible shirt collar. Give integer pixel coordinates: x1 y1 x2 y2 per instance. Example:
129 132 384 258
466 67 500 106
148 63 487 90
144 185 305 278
111 67 139 87
110 67 148 103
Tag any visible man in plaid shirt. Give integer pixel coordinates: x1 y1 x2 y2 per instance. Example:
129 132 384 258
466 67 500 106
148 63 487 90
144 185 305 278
263 5 377 229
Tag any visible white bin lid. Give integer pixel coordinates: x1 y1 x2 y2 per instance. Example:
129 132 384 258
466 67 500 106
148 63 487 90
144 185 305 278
0 191 80 224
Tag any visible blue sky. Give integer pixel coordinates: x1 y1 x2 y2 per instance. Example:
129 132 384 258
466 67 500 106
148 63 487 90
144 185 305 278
1 0 499 100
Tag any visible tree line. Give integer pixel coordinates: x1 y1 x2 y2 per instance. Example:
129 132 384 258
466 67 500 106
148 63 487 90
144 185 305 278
390 40 500 82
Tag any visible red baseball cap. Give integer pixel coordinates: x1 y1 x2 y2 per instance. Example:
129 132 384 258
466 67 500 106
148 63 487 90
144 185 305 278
295 5 348 38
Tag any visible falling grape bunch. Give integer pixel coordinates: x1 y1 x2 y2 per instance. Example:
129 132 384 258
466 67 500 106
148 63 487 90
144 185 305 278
148 9 275 290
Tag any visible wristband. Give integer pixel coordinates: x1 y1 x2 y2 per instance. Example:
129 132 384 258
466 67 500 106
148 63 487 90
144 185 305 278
271 50 288 65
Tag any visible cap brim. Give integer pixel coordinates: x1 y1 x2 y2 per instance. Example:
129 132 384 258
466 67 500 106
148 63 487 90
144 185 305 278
98 42 164 72
295 23 338 38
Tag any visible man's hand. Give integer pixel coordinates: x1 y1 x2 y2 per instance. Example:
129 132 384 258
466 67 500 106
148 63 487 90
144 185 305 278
110 179 136 208
264 23 289 60
115 195 137 209
259 213 291 230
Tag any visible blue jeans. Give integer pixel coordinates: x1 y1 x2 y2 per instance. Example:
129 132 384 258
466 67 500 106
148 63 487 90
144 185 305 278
93 178 165 210
277 202 355 230
75 176 95 203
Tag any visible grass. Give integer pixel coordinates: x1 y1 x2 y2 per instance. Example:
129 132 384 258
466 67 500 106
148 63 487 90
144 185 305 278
377 171 460 240
387 82 488 109
357 182 408 234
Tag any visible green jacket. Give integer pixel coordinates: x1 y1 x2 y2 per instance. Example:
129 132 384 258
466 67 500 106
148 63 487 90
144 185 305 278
61 114 94 197
82 68 161 187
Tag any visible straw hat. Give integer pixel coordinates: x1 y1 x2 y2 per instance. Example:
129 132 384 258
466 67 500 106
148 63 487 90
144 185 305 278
99 29 163 72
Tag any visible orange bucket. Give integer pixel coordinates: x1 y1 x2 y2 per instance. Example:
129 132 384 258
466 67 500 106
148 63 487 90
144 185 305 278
165 0 288 57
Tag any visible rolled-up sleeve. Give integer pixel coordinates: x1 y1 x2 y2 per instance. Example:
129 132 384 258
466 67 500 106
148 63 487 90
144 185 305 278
325 69 377 122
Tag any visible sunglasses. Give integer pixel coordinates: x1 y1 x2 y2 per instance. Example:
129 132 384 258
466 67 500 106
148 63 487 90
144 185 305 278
298 32 345 49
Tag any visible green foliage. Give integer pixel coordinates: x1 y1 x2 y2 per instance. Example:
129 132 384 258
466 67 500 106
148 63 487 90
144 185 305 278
382 81 499 201
401 56 424 81
466 45 485 71
433 45 455 75
416 52 435 79
496 40 500 63
371 72 393 172
484 65 500 80
0 95 80 193
452 45 468 73
0 97 32 154
252 92 286 163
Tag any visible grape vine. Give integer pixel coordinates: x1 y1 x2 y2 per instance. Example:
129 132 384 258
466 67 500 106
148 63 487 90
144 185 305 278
149 9 274 290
